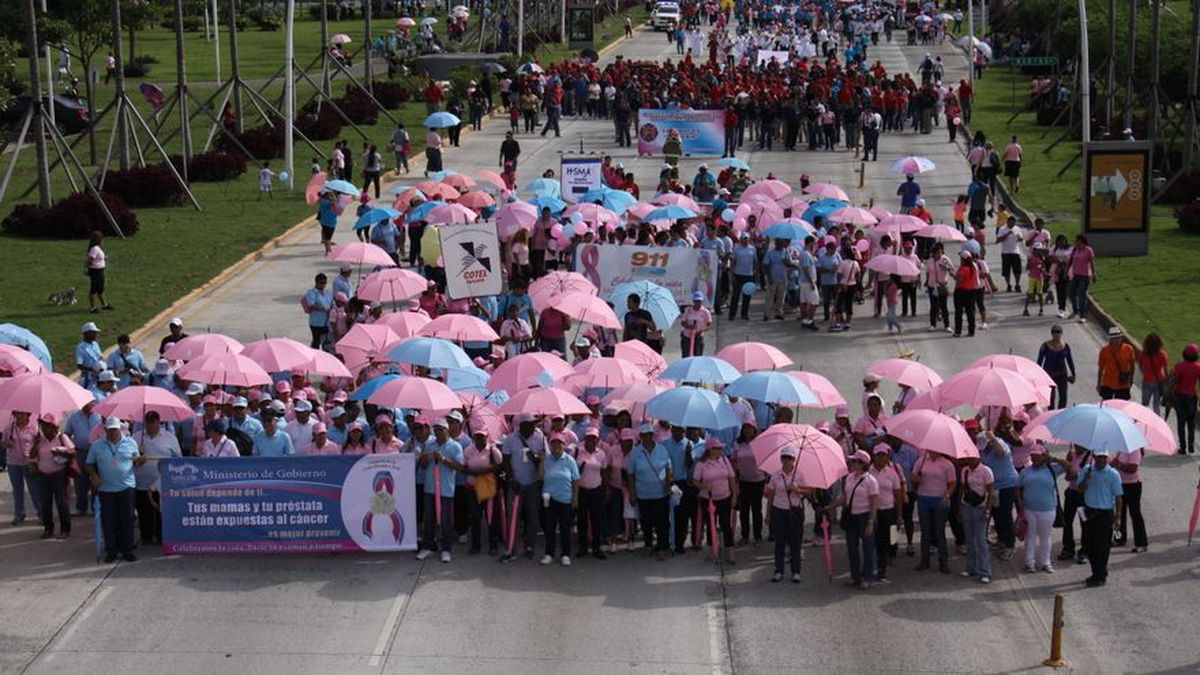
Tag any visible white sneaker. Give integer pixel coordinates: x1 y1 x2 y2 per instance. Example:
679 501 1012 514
791 573 801 583
979 576 991 584
457 534 468 544
561 555 572 567
1057 311 1067 319
945 327 954 334
540 554 553 565
440 551 452 563
415 549 432 561
980 322 989 330
1078 317 1086 323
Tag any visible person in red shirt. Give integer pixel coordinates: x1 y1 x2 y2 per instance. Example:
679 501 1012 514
1171 343 1200 454
958 79 973 122
423 79 444 115
953 251 980 337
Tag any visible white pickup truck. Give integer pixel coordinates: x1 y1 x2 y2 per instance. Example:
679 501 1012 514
650 2 681 30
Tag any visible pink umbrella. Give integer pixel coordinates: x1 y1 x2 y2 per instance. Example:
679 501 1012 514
176 352 272 388
938 365 1042 411
967 354 1057 391
456 191 495 211
496 202 538 239
785 371 846 408
563 203 620 228
476 170 507 191
736 200 784 226
867 204 892 221
498 386 589 417
94 385 194 422
329 242 396 268
0 345 47 376
419 314 500 343
444 393 509 438
614 340 668 377
397 16 416 27
866 358 943 391
415 182 460 201
530 271 597 311
865 254 921 276
426 203 479 225
750 423 847 486
741 179 792 201
716 342 793 372
1190 480 1200 546
393 187 427 209
488 352 574 394
652 193 700 212
883 409 979 459
241 337 314 373
878 214 929 233
1099 399 1177 454
299 350 354 380
358 268 428 304
305 171 327 206
369 376 460 410
565 357 648 390
803 182 850 201
602 380 675 406
0 373 94 415
904 386 948 412
1024 410 1068 445
914 223 967 242
374 311 433 338
336 324 401 371
776 195 810 213
625 202 659 221
442 174 476 190
553 291 621 329
829 206 879 226
163 333 245 362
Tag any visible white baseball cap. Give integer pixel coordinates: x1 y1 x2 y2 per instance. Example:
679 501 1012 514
104 417 122 430
81 322 101 333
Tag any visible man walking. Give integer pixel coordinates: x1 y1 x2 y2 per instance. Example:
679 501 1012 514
1075 449 1122 587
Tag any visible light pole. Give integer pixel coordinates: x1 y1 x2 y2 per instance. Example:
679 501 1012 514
1078 0 1092 143
284 0 295 191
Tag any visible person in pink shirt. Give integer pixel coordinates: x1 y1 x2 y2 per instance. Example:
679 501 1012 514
197 420 241 458
1002 135 1023 193
959 453 995 583
680 292 713 357
831 405 854 457
925 242 953 332
824 450 879 589
30 412 75 538
853 394 888 450
574 428 610 559
1066 234 1096 321
733 422 766 545
911 448 957 573
834 244 861 331
3 411 43 524
464 429 503 555
869 446 905 582
304 423 341 455
692 437 738 564
1110 449 1146 551
368 415 404 454
342 422 370 455
606 429 636 553
763 446 809 582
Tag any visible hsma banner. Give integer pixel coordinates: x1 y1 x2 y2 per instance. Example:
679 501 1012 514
561 154 604 202
574 244 719 306
440 222 504 299
160 455 418 555
637 109 725 157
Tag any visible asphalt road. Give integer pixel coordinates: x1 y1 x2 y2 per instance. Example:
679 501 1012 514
2 25 1199 675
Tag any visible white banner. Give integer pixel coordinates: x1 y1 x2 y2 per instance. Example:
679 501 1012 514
756 50 790 66
440 223 503 300
574 244 720 306
560 155 604 202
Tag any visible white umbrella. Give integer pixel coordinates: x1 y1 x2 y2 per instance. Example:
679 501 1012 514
329 33 352 45
452 5 470 13
421 17 439 26
958 35 993 60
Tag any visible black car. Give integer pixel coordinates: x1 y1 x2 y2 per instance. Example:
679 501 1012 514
1 94 91 135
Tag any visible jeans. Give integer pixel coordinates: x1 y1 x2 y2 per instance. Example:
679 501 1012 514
421 493 455 552
1117 481 1148 548
961 502 991 577
680 334 704 357
1140 380 1163 416
469 494 503 551
544 499 572 557
38 471 71 534
737 479 765 541
992 486 1016 549
637 496 670 551
99 488 136 555
918 501 949 565
1024 509 1056 568
7 465 43 521
927 288 949 328
672 481 696 551
74 449 94 512
770 506 803 574
953 288 976 335
728 274 753 319
1060 488 1087 554
1083 507 1115 581
1068 276 1091 316
509 481 542 553
1176 394 1198 453
874 507 896 576
844 512 876 584
308 325 328 350
577 486 606 553
135 489 162 543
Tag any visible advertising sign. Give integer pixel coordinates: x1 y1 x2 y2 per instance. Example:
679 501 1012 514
1082 141 1150 256
636 109 725 157
440 222 504 299
560 154 604 202
755 50 790 66
574 244 719 305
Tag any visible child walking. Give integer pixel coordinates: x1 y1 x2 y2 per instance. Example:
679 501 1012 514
258 161 275 200
1023 242 1049 316
953 194 967 233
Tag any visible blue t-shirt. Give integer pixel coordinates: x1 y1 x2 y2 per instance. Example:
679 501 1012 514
662 436 694 481
897 180 921 209
817 250 842 285
318 198 339 227
980 437 1019 490
422 438 463 497
1017 463 1062 512
86 436 139 492
732 245 758 276
303 288 333 328
501 429 545 485
1076 464 1124 509
763 249 790 284
371 221 399 253
253 429 295 457
542 451 580 504
627 443 671 499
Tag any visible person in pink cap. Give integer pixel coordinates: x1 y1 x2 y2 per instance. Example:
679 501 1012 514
958 450 995 584
764 446 808 582
305 423 341 455
1016 445 1071 572
824 450 879 590
465 428 503 556
733 422 765 545
3 410 42 524
342 422 370 455
30 412 75 539
869 444 905 582
605 428 635 553
830 405 854 457
575 427 610 559
692 436 738 564
369 414 403 454
911 448 957 574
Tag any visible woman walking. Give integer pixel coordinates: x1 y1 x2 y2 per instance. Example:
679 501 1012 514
29 413 73 539
959 451 994 584
86 231 113 313
1037 325 1076 409
361 144 383 199
1169 343 1200 454
1016 446 1069 572
764 447 807 582
1138 333 1169 415
1066 234 1096 321
825 451 879 590
733 422 766 545
692 437 738 564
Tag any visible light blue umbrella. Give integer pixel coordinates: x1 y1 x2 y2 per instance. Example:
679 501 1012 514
714 157 750 171
323 179 361 197
424 111 461 128
1044 404 1148 453
725 371 819 405
0 324 51 369
762 221 815 241
350 374 404 402
388 337 473 369
645 386 741 430
643 205 698 222
609 280 680 330
354 207 401 231
428 170 459 181
578 186 637 214
528 194 567 213
390 184 423 196
660 356 742 385
801 198 848 224
406 200 447 223
524 178 562 198
445 366 490 397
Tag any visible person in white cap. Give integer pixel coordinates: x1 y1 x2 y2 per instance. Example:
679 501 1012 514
285 399 317 452
227 397 264 441
500 414 545 562
416 418 465 563
87 417 146 562
680 291 713 357
823 450 879 590
764 446 807 582
91 370 119 402
625 423 673 560
75 323 104 389
1075 448 1123 587
133 411 181 543
158 317 187 356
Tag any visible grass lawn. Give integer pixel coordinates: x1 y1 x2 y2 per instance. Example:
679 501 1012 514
969 65 1200 349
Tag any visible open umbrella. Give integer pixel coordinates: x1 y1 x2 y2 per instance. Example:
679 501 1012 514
958 35 993 59
714 157 750 171
354 207 401 231
937 366 1042 411
725 371 818 406
357 268 428 304
397 17 417 27
530 271 597 311
416 182 461 201
553 291 621 329
524 178 562 197
387 337 473 369
890 156 936 174
643 205 698 223
750 423 847 484
240 337 315 373
660 356 741 385
498 386 588 417
878 214 929 233
528 194 567 213
456 191 495 211
374 311 432 338
163 333 244 362
563 203 621 228
329 241 397 268
1097 399 1177 454
914 223 967 242
496 202 538 238
175 353 272 388
420 16 439 25
481 62 506 75
742 179 792 202
785 371 846 408
0 373 94 416
777 195 810 213
442 173 476 190
577 187 636 214
762 221 814 241
652 193 701 211
967 354 1057 391
323 179 361 197
475 169 507 192
94 385 194 422
0 324 52 369
329 33 352 44
883 409 979 459
426 202 478 225
406 200 447 224
829 206 879 227
300 350 353 380
489 352 573 394
715 342 793 372
444 366 491 397
424 111 461 128
1043 404 1147 453
336 324 401 371
645 386 740 429
803 182 850 201
610 280 680 330
369 376 460 411
350 374 403 402
516 62 544 74
0 345 47 375
418 314 500 343
614 340 668 378
564 357 648 393
865 254 922 277
866 358 943 391
801 198 849 224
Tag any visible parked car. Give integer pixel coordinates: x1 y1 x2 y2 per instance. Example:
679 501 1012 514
651 2 681 30
1 94 91 135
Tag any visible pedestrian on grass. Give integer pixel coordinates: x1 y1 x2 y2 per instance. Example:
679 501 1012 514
85 231 113 314
87 417 144 563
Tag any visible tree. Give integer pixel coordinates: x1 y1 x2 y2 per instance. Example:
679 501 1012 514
48 0 112 164
120 0 162 63
0 41 18 115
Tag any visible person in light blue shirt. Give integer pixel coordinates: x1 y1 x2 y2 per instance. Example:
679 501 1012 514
333 263 354 299
497 280 535 328
86 418 144 562
106 334 149 387
66 402 102 515
75 322 104 388
500 416 545 560
227 398 265 441
625 424 673 556
370 218 400 261
1016 448 1071 572
1074 449 1123 586
252 414 295 457
417 419 465 561
662 426 698 553
816 241 842 322
540 433 580 564
728 234 759 321
326 407 349 447
302 274 334 350
968 421 1019 558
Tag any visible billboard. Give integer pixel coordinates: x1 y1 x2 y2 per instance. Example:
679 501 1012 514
1082 141 1150 256
574 244 719 306
636 109 725 157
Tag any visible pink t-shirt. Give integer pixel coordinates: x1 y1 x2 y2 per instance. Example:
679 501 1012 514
961 464 994 499
304 440 342 456
913 453 956 498
4 420 36 466
853 413 887 439
692 455 735 500
575 446 609 489
765 469 805 510
465 444 502 477
681 306 713 338
1069 245 1095 278
539 308 569 339
844 472 879 514
837 259 860 286
734 442 765 482
606 443 629 489
33 432 74 474
1003 142 1022 162
88 245 106 270
1115 450 1142 484
885 283 899 307
870 464 904 510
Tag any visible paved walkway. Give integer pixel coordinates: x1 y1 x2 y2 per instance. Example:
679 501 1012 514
6 27 1199 675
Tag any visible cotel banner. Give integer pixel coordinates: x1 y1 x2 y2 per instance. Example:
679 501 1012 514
637 109 725 157
574 244 719 306
160 455 418 554
440 222 504 299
